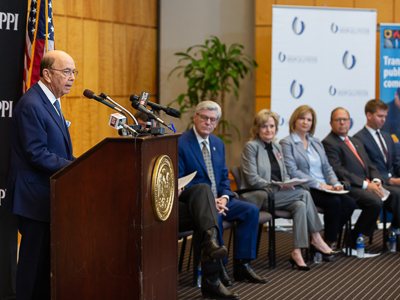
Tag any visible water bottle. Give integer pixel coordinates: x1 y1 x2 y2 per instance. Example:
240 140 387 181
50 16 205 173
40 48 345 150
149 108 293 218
313 251 322 264
356 234 364 258
389 229 396 252
196 265 202 287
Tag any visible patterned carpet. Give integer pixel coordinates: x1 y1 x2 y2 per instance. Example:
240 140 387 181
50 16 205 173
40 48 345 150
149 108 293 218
178 228 400 300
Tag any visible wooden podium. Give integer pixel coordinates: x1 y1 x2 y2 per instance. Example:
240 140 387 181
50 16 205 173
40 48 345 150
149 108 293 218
50 135 180 299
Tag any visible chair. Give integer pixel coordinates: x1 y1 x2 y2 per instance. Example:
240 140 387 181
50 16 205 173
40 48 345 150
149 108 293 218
230 166 275 268
178 230 193 273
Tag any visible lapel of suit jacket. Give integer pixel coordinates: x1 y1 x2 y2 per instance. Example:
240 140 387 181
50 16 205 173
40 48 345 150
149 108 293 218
256 139 272 182
381 131 393 164
362 127 386 164
292 133 310 169
188 128 209 179
349 136 369 177
34 84 72 156
209 136 221 188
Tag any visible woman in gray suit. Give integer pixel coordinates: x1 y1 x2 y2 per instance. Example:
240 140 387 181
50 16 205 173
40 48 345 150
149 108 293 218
240 109 338 271
280 105 356 249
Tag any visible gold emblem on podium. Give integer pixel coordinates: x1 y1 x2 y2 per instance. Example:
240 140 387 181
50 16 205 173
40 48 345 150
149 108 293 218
151 155 175 221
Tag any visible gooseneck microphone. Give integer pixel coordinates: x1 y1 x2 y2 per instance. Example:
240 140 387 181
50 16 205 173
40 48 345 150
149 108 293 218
100 93 138 125
83 89 126 116
130 95 170 128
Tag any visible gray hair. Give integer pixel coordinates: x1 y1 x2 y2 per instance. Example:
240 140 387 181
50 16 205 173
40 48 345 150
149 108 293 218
195 100 222 119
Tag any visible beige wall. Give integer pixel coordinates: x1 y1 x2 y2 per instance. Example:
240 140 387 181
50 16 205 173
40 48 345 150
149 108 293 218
159 0 256 168
52 0 158 156
255 0 400 113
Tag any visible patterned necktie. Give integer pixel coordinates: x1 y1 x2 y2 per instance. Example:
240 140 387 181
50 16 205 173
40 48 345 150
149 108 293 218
202 141 218 198
376 131 390 168
54 99 64 122
344 137 365 169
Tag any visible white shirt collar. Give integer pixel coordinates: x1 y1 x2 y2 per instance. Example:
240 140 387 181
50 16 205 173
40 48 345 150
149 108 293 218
38 80 59 106
193 126 210 146
365 125 379 135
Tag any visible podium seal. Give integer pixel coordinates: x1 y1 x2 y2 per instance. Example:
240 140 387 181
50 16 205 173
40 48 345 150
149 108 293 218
151 155 175 221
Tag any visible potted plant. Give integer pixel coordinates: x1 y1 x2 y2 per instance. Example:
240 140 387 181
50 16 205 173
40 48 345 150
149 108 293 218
168 36 257 144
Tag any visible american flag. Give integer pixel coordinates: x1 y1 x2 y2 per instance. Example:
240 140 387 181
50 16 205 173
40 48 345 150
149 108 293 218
23 0 55 92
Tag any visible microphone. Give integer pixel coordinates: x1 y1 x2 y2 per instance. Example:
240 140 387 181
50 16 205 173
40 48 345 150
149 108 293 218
133 91 181 118
108 113 126 130
83 89 126 116
130 95 170 129
100 92 138 125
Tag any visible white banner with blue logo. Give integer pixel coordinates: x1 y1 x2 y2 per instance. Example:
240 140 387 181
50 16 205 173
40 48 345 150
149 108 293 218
271 6 377 140
380 24 400 146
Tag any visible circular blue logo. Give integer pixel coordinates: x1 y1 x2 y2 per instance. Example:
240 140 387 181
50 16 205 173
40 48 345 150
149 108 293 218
331 23 338 33
342 51 356 70
329 86 337 96
292 17 305 35
278 52 286 62
290 80 304 99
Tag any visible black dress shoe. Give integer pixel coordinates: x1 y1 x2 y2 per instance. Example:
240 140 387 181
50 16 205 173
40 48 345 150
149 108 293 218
219 262 232 286
233 259 268 284
288 256 310 271
201 227 228 262
201 272 240 299
310 244 339 262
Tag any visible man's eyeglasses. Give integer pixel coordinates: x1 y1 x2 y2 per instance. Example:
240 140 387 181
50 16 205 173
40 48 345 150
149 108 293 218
333 118 350 123
51 68 79 78
197 114 218 125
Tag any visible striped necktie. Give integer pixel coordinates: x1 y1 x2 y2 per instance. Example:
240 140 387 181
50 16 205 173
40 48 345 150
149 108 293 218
202 141 218 198
54 99 64 122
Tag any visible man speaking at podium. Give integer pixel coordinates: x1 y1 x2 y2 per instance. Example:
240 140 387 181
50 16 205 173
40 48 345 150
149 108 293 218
3 50 76 300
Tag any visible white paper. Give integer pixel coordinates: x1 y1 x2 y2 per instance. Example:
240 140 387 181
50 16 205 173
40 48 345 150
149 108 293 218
271 178 307 187
320 189 349 194
178 171 197 190
381 187 390 201
343 248 381 258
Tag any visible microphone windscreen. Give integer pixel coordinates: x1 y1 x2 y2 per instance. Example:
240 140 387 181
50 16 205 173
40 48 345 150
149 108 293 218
83 89 95 99
130 94 140 102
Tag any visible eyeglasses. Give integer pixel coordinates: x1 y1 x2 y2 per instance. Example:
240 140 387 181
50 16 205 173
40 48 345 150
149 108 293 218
197 114 218 125
51 68 79 78
333 118 350 123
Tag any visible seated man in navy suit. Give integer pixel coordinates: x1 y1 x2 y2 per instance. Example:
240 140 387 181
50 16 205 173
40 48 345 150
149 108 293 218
179 101 268 299
355 99 400 232
3 50 77 300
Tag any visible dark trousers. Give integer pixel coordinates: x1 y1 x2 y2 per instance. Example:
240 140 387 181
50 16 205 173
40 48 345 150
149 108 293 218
17 216 50 300
384 185 400 228
310 189 356 243
179 184 221 275
218 198 259 261
349 187 383 238
0 207 18 300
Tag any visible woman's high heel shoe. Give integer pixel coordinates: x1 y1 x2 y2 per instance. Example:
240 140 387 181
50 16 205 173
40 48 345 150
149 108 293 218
310 244 340 262
288 256 310 271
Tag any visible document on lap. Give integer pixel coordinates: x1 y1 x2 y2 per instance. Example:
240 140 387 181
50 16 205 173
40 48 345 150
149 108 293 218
178 171 197 190
319 189 349 194
271 178 307 187
381 188 390 201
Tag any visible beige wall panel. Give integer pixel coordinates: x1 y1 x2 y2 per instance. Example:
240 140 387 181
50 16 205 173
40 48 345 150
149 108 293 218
53 16 67 52
354 0 393 23
255 97 271 114
83 0 98 19
66 18 83 98
83 20 99 92
256 0 274 26
67 0 83 18
395 0 400 23
99 0 114 22
315 0 354 7
276 0 314 6
126 0 157 27
64 96 84 156
113 24 127 96
99 22 114 96
113 0 127 23
255 27 272 97
53 0 66 16
126 26 157 96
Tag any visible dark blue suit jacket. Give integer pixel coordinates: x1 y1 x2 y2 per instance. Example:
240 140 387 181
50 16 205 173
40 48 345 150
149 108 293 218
178 128 234 199
355 126 400 183
4 82 74 222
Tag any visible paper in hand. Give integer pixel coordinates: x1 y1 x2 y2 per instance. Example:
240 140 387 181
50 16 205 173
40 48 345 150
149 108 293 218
178 171 197 190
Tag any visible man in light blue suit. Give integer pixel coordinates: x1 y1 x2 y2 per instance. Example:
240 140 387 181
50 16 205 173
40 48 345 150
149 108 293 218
3 50 77 300
355 99 400 231
179 101 268 299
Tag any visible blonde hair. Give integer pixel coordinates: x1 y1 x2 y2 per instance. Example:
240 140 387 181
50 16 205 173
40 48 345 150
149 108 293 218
289 105 317 137
250 109 279 140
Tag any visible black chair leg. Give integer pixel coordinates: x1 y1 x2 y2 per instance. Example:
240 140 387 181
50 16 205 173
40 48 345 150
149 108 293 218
187 238 193 272
179 237 187 273
256 224 263 258
383 206 388 251
192 232 200 286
